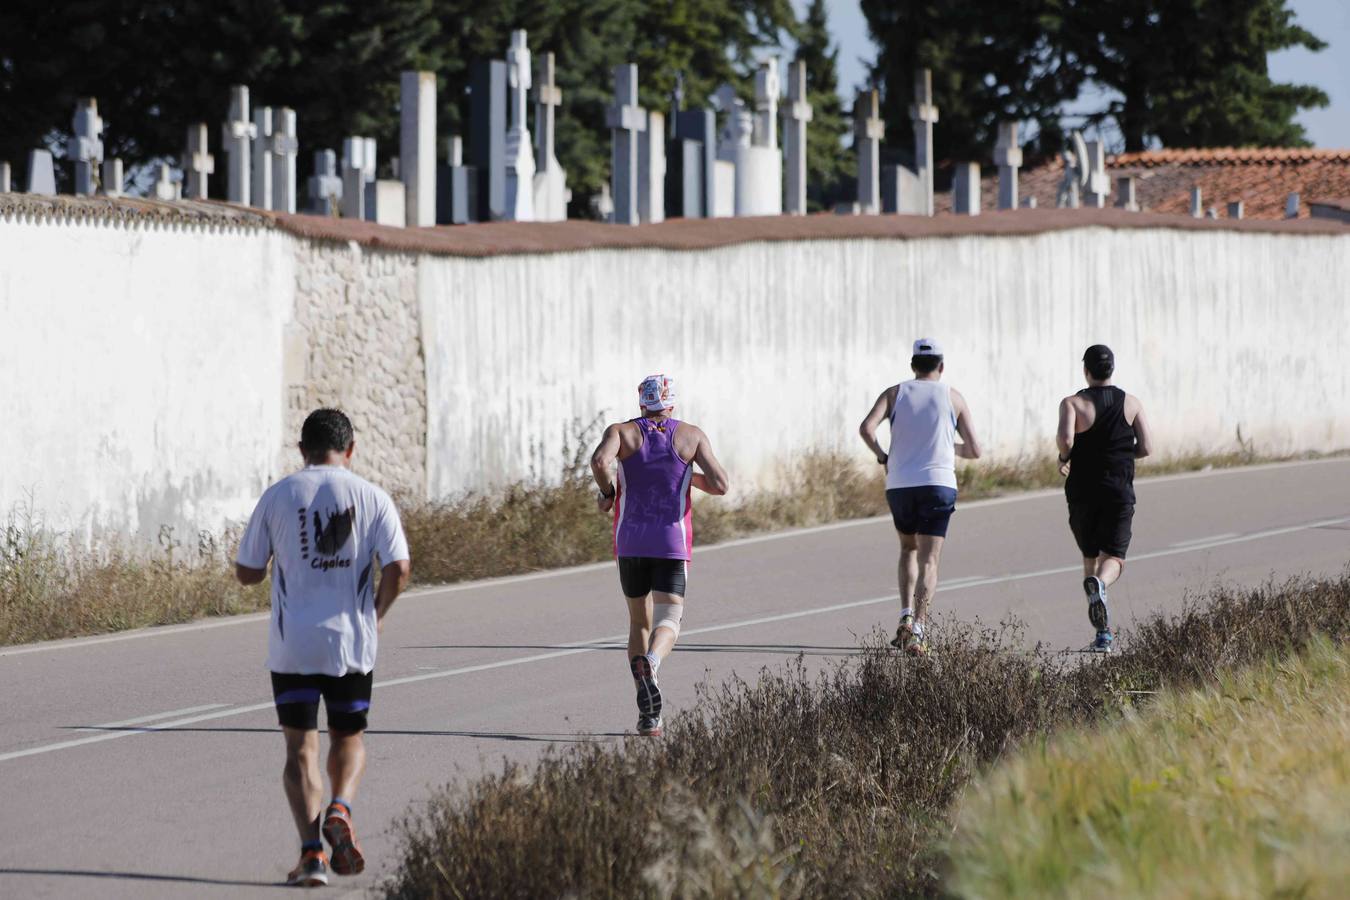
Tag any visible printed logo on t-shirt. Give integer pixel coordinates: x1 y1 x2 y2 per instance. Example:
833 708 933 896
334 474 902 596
309 504 355 572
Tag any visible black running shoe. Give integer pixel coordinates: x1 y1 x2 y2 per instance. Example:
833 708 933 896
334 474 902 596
1084 576 1110 631
637 715 664 737
630 655 663 719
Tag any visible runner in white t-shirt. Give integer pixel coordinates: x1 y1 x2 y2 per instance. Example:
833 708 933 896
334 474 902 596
235 409 411 887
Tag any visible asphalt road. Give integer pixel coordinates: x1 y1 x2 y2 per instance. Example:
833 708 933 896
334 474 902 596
2 459 1348 898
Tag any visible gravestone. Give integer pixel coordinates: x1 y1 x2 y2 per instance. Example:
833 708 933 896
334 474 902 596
881 164 922 214
502 32 535 221
437 136 479 225
783 60 812 215
1114 175 1138 211
153 162 179 200
672 109 716 218
251 106 273 209
606 63 646 226
590 182 614 222
1084 140 1109 207
1021 196 1037 209
470 59 507 221
307 149 342 214
365 179 405 226
183 124 214 199
271 108 299 213
222 86 256 204
26 150 56 195
69 98 104 196
99 159 123 197
994 121 1021 210
909 69 938 216
532 52 568 221
735 59 782 216
341 137 376 219
1190 185 1203 217
638 110 666 223
753 59 779 149
1227 200 1243 220
953 162 980 215
854 89 883 214
707 87 743 217
1055 138 1082 209
401 71 437 226
0 161 10 193
1285 192 1300 218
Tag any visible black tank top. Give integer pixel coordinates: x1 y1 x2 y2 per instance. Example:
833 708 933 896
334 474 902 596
1065 386 1137 504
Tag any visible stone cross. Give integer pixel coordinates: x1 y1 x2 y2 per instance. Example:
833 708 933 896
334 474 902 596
184 123 214 199
0 161 10 193
69 98 104 196
854 89 883 214
1285 192 1300 218
909 69 938 216
1084 139 1109 207
1190 185 1202 217
590 181 615 222
670 71 685 136
606 63 646 226
502 32 535 221
953 162 980 215
153 162 179 200
1056 141 1081 209
401 71 437 226
271 108 299 213
532 51 568 222
639 109 665 223
251 106 273 209
341 136 376 219
753 58 779 149
26 150 55 195
783 60 812 216
307 149 342 214
1227 200 1243 220
1114 175 1138 211
99 159 123 197
994 121 1021 210
222 85 256 204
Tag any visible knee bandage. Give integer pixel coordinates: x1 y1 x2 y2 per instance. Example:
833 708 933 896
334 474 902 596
652 602 684 638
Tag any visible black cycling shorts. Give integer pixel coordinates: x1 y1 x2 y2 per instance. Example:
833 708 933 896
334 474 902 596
1068 501 1135 559
271 670 373 733
617 557 688 598
886 486 958 537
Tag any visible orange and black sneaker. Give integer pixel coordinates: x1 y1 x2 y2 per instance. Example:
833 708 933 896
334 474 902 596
286 848 329 887
322 802 366 876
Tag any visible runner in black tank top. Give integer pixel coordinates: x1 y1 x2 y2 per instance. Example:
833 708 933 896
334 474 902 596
1057 345 1153 653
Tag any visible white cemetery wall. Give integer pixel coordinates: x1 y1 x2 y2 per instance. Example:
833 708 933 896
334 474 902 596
418 228 1350 497
0 214 294 540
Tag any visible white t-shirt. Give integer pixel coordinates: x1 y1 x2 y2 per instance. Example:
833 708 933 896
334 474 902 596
237 465 410 676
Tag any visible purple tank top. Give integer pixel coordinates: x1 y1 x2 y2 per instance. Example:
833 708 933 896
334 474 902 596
613 418 694 560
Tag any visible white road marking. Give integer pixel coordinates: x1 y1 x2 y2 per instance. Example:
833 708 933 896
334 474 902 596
3 512 1345 766
9 456 1344 660
75 703 230 731
1170 533 1239 548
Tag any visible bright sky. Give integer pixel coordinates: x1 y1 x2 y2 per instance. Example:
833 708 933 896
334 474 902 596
795 0 1350 149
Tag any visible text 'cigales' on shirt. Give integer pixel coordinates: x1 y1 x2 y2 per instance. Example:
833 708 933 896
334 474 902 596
237 465 410 677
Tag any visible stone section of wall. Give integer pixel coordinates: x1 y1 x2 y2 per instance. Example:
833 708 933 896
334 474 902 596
288 240 426 499
420 229 1350 497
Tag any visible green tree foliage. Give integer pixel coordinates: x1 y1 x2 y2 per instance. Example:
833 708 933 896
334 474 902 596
794 0 853 212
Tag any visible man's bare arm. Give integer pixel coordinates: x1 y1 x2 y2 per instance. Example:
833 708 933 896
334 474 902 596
691 430 730 495
951 389 982 460
858 389 892 465
1131 403 1153 459
590 424 622 497
1056 397 1077 475
375 559 412 632
235 563 267 586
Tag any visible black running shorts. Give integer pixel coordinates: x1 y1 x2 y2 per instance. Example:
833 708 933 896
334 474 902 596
886 486 958 537
271 671 373 733
1068 501 1134 559
617 557 688 598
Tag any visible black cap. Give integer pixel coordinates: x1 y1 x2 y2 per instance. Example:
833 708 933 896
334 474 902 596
1083 344 1115 378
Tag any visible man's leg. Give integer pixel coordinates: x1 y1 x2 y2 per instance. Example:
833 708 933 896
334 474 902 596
282 727 324 844
1095 555 1124 587
913 535 946 624
898 532 919 608
647 591 683 661
327 730 367 807
626 593 653 660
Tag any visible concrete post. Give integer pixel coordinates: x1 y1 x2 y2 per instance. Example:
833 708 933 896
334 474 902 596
994 121 1021 210
783 60 812 216
401 71 437 226
953 162 980 215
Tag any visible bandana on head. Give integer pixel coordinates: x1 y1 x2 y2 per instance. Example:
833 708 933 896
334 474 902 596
638 374 676 412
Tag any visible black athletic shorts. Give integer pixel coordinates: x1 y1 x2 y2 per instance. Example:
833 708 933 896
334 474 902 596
1068 501 1135 559
617 557 688 598
270 671 373 733
886 486 958 537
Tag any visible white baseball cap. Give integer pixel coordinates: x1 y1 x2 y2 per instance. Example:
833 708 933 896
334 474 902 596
912 338 944 357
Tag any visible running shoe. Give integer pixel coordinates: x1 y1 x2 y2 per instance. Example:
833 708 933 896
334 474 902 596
286 849 330 887
1091 629 1114 653
1084 576 1110 632
630 655 663 720
321 802 365 876
890 614 916 650
637 715 664 737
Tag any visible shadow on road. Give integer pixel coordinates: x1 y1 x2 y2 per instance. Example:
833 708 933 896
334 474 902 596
62 725 626 742
0 867 281 888
403 642 863 657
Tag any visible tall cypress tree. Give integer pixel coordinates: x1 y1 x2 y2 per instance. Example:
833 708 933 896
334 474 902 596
795 0 853 212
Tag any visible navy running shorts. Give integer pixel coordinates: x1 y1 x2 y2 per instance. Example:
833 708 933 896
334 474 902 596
1068 501 1134 559
886 486 958 537
271 671 373 733
617 557 688 598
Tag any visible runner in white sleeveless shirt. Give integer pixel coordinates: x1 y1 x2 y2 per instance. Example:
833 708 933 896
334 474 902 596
859 339 981 655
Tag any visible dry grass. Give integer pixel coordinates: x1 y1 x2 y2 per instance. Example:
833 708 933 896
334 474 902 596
381 571 1350 899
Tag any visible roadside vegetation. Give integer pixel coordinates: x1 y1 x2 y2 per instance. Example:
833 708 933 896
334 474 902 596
0 445 1320 645
382 570 1350 899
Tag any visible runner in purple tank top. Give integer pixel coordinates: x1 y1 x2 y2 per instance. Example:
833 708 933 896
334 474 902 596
591 375 730 737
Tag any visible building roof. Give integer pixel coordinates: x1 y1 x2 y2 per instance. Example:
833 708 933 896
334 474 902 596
942 147 1350 220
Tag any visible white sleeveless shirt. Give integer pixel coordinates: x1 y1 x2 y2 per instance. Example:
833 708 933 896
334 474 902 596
886 380 958 490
